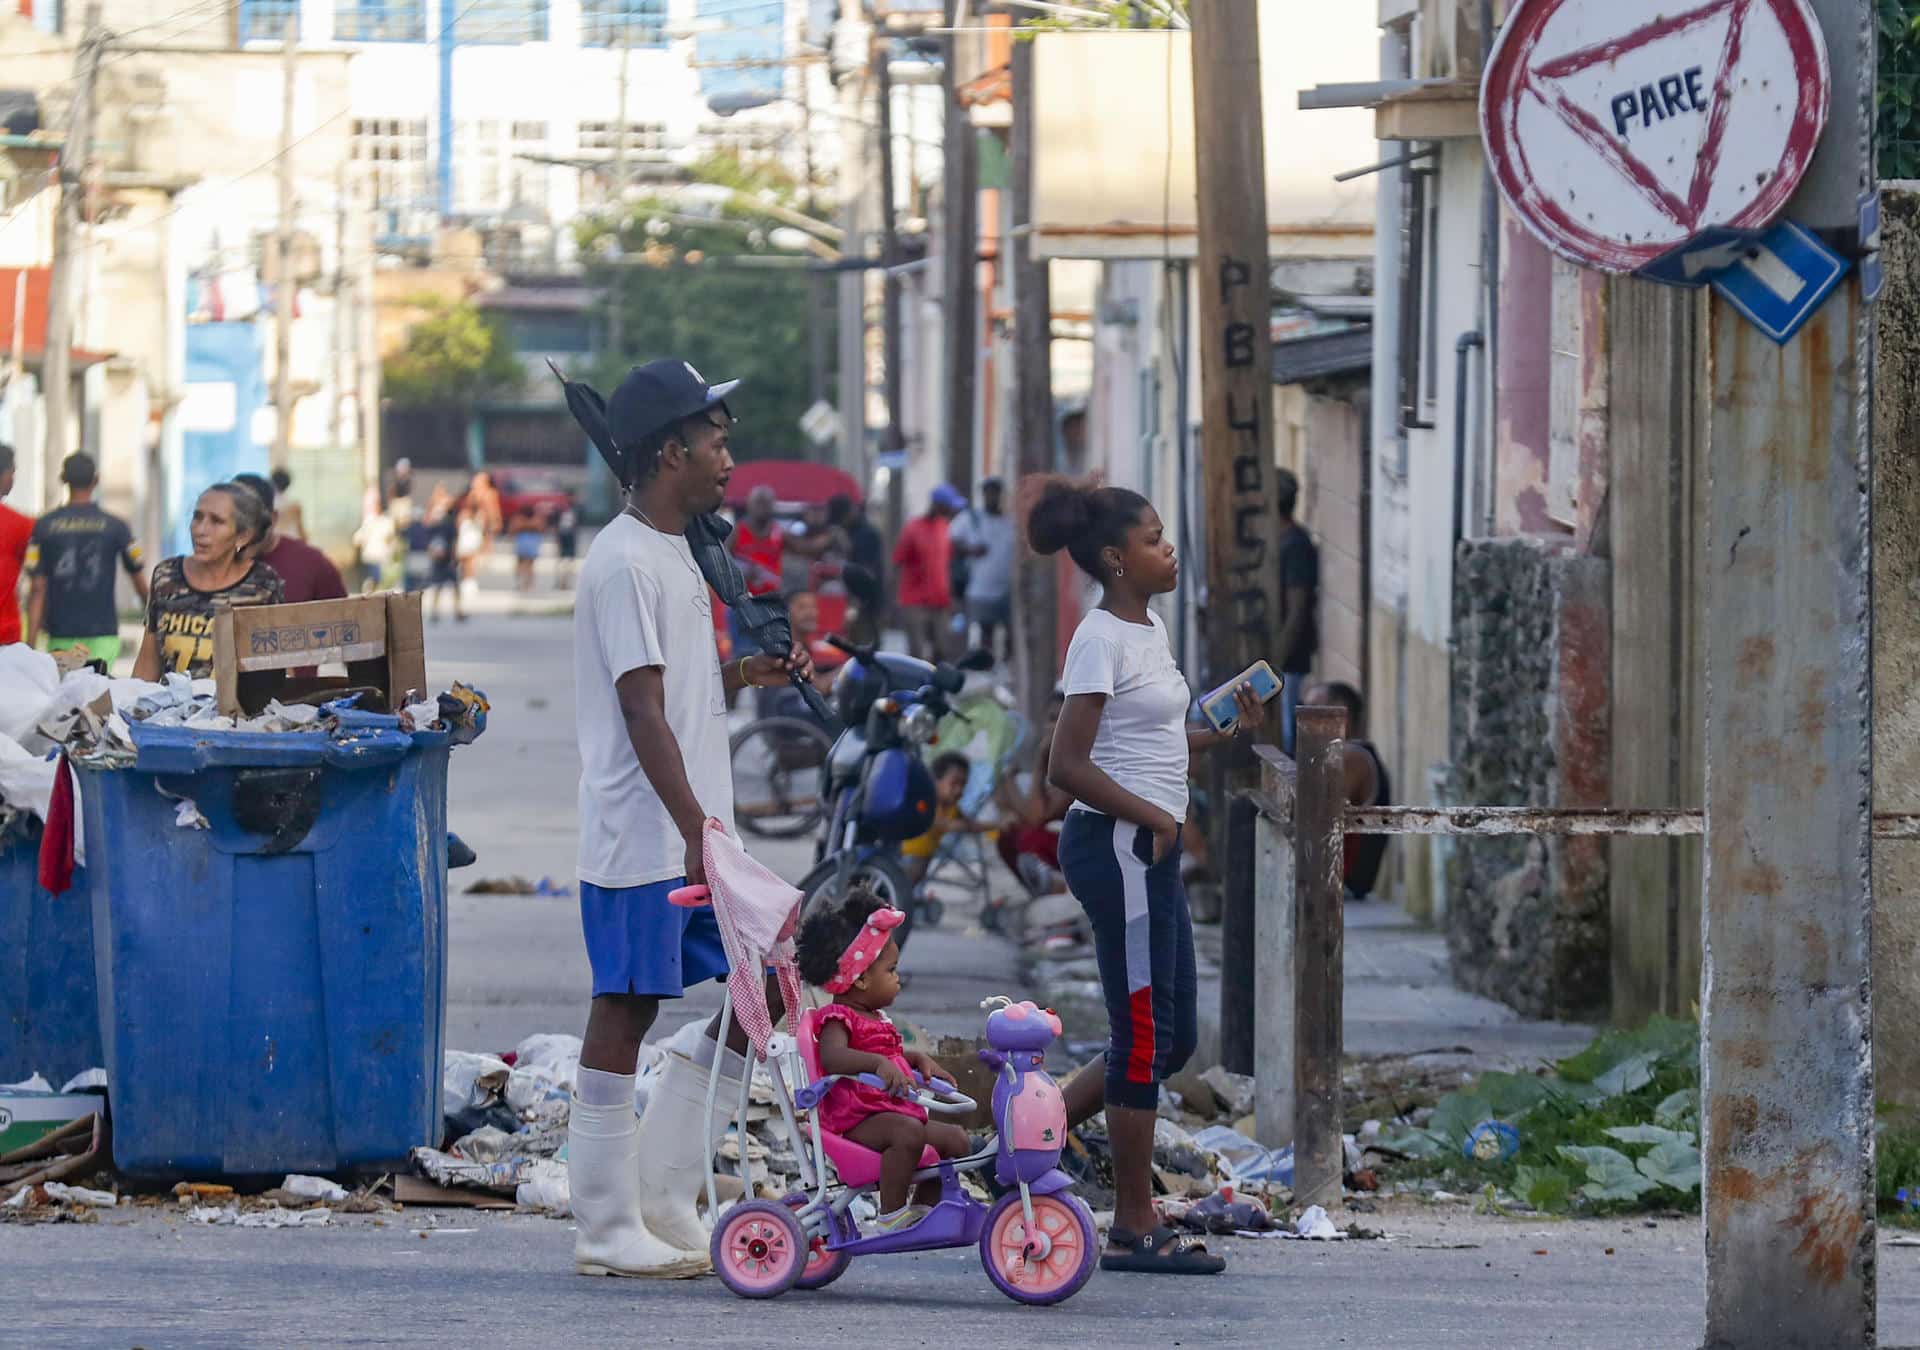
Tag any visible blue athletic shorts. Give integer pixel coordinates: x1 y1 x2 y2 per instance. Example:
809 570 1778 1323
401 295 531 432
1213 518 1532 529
580 878 731 998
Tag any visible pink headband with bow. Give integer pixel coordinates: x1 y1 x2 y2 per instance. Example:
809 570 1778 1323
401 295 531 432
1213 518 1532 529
823 907 906 993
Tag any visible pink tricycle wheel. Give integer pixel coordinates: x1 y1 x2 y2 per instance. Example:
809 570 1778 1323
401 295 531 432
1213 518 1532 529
979 1191 1098 1305
783 1193 853 1290
712 1200 806 1298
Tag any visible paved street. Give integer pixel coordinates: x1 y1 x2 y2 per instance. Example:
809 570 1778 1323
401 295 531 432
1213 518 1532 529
10 610 1920 1347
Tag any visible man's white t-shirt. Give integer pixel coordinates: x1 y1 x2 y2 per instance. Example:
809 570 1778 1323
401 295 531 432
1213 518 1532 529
1058 607 1192 823
950 508 1015 602
574 512 734 889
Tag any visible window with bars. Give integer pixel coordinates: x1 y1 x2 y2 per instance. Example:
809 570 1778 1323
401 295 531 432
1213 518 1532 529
455 120 505 213
580 0 666 48
452 0 548 44
352 117 430 211
510 122 550 209
237 0 298 43
577 120 666 154
334 0 427 42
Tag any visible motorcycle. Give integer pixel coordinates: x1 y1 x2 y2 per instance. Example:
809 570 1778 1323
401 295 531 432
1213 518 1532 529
795 634 991 947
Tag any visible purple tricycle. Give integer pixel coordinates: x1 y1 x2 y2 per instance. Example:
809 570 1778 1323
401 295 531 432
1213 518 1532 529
709 996 1098 1304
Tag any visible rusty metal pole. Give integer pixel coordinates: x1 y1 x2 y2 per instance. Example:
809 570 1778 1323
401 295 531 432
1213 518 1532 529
1701 1 1875 1341
1253 745 1298 1151
1292 704 1346 1210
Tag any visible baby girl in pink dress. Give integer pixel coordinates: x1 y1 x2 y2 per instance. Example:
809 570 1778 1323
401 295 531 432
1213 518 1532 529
797 887 972 1231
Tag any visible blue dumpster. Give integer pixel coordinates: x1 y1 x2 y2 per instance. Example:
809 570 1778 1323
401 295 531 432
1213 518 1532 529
79 707 451 1178
0 820 101 1087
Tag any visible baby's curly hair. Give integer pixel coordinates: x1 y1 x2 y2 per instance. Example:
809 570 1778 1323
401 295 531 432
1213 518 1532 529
796 883 892 988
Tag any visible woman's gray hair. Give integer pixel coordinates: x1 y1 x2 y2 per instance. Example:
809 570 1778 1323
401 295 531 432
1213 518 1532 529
203 481 273 561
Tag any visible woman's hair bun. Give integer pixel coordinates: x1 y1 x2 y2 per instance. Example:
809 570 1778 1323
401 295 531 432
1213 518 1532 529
1023 476 1090 557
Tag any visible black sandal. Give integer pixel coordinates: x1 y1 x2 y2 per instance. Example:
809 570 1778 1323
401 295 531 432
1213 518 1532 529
1099 1224 1226 1274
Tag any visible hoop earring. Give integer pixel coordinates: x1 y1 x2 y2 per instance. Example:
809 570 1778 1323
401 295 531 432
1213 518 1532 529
1114 566 1126 577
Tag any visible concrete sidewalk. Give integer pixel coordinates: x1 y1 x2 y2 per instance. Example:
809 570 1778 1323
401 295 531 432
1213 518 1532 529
1040 894 1595 1076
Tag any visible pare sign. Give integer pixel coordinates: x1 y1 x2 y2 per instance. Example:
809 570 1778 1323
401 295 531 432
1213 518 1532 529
1481 0 1830 273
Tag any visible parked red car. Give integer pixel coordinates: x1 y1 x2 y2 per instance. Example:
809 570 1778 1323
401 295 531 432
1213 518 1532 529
492 466 585 525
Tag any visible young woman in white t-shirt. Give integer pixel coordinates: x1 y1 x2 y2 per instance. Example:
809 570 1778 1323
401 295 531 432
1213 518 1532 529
1025 475 1265 1276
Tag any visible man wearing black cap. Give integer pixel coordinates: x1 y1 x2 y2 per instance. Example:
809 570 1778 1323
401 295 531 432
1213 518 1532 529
565 359 811 1279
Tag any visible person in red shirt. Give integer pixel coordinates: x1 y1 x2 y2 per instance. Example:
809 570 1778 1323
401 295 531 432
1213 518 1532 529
726 484 785 658
892 484 963 662
0 445 32 645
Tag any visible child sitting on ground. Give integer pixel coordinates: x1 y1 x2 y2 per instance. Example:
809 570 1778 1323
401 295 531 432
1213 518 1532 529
898 751 995 884
796 887 973 1231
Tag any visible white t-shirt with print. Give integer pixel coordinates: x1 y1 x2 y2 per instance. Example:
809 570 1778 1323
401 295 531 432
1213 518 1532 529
574 513 734 888
1058 607 1192 823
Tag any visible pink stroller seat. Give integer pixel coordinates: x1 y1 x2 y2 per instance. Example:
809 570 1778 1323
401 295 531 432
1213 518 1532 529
796 1006 938 1188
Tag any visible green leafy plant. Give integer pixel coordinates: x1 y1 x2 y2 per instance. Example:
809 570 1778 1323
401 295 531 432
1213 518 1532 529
1879 0 1920 179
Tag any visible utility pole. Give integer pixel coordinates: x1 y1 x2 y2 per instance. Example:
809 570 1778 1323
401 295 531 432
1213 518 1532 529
1008 30 1055 727
355 166 382 497
939 0 977 494
607 24 632 359
1700 0 1875 1343
41 2 101 501
834 0 870 486
1190 3 1277 760
271 26 298 474
874 28 906 467
330 158 348 454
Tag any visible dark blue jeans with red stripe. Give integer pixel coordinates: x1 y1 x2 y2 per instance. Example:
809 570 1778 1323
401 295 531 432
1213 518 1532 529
1058 809 1197 1112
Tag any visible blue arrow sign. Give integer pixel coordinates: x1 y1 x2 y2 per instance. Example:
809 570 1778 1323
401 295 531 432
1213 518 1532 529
1635 226 1769 289
1707 221 1850 346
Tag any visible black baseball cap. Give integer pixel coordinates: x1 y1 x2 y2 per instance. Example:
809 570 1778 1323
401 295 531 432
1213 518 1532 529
607 358 741 450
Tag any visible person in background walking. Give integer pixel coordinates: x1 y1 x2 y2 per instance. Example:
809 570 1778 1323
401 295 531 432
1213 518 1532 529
423 484 466 622
554 493 580 590
269 467 307 541
948 476 1015 662
892 484 963 662
132 482 283 680
390 457 415 515
1274 468 1319 756
1027 474 1265 1276
0 446 31 645
512 506 546 592
234 473 346 606
462 472 503 586
727 484 785 659
1302 680 1392 901
834 493 885 644
353 491 399 593
25 453 149 669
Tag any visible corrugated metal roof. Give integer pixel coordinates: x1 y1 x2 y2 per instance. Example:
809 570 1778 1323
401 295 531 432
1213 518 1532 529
1271 326 1371 385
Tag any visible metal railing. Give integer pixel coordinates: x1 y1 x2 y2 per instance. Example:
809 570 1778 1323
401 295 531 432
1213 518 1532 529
1239 706 1920 1210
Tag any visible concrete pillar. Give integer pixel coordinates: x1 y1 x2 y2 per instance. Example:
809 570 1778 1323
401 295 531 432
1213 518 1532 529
1700 274 1874 1350
1872 185 1920 1109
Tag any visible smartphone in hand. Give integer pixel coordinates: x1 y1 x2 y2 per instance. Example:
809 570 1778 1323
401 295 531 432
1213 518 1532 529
1198 660 1284 735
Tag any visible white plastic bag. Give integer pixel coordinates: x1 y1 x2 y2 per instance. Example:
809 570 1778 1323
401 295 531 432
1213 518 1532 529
0 646 58 744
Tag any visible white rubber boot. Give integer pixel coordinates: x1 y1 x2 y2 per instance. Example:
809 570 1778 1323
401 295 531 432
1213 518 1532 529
568 1093 709 1278
635 1050 746 1253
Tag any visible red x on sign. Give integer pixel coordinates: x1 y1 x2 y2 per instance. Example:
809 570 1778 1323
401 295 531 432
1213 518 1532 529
1481 0 1829 273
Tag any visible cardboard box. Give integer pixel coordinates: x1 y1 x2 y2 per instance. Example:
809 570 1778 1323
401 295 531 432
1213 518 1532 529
214 592 426 718
0 1089 99 1156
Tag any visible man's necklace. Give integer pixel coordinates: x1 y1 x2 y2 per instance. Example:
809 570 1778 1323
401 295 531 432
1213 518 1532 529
628 505 713 622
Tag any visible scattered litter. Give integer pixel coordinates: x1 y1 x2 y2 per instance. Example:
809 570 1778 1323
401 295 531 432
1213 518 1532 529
192 1203 331 1228
1 1074 53 1095
6 1181 116 1209
465 876 571 896
280 1175 349 1203
515 1159 571 1215
173 798 210 830
58 1069 106 1095
173 1181 235 1202
1291 1205 1343 1240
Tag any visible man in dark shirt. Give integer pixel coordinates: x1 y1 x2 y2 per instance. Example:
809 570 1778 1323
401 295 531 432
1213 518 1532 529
233 473 347 605
1303 681 1392 900
1274 468 1319 756
25 452 148 667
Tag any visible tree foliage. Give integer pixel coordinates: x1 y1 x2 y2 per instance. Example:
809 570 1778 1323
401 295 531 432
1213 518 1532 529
576 151 828 461
1881 0 1920 179
382 296 525 410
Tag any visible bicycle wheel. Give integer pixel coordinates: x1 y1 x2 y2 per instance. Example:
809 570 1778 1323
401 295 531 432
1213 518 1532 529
731 716 833 839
